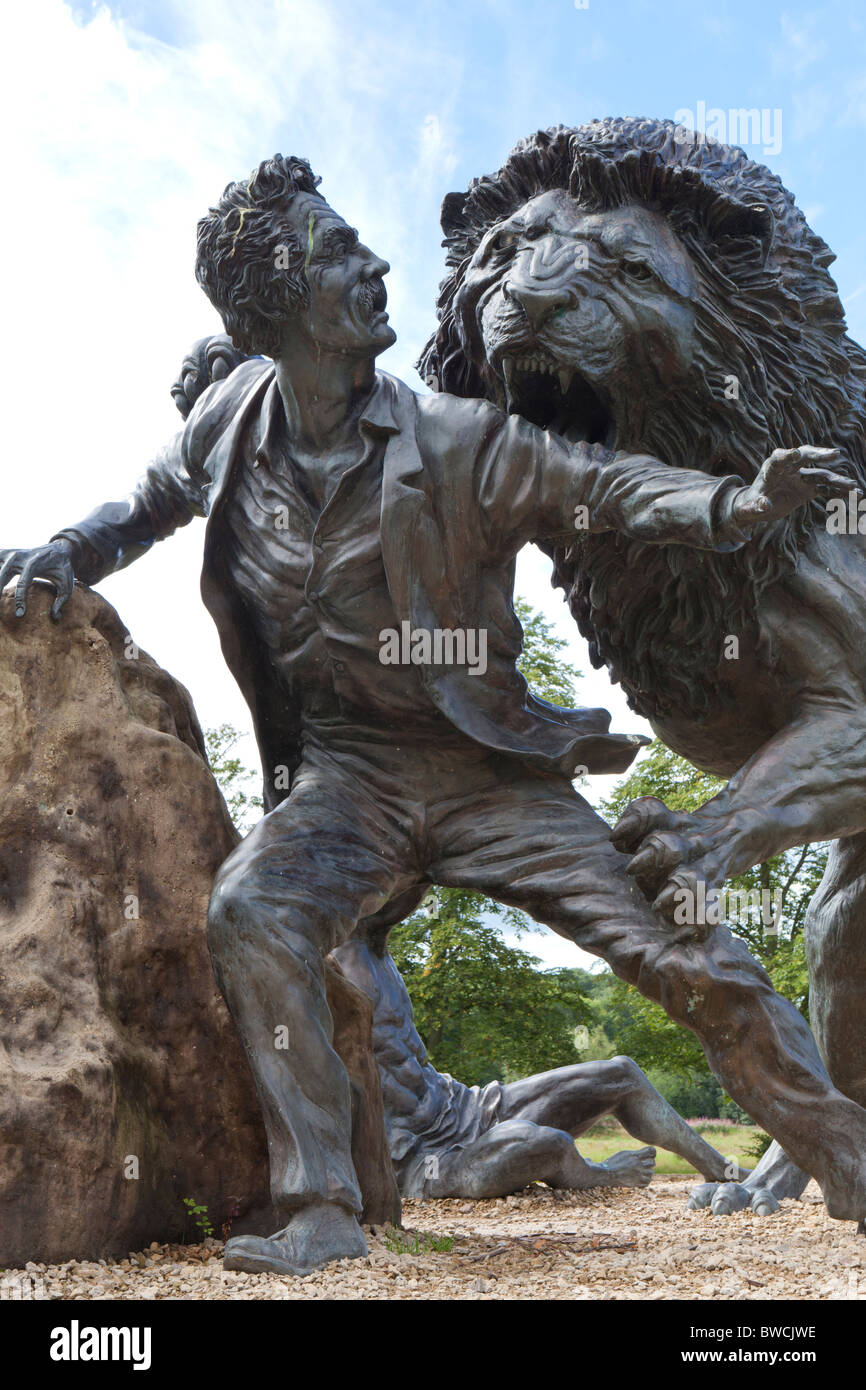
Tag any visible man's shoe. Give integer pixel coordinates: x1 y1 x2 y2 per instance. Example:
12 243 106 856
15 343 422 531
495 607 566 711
223 1201 368 1276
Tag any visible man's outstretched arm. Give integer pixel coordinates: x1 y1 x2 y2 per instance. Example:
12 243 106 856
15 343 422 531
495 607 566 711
472 407 849 553
0 432 205 619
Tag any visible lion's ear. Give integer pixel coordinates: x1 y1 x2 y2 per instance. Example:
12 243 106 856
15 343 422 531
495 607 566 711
441 190 470 240
709 199 776 266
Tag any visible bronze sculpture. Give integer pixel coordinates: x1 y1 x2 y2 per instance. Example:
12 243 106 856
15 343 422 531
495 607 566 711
418 118 866 1220
1 151 863 1274
335 931 754 1200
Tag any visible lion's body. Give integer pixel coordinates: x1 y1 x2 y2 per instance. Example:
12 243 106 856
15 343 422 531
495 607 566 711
419 121 866 1190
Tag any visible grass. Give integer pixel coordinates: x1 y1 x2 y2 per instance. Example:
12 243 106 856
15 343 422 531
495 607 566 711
578 1120 765 1175
384 1227 455 1255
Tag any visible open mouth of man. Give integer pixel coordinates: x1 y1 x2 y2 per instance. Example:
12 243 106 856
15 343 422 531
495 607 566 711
358 278 388 321
496 350 614 446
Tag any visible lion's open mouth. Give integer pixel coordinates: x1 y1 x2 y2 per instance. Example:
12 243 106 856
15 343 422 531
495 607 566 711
497 352 614 446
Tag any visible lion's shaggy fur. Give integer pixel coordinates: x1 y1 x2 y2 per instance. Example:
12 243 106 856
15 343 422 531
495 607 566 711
418 120 866 721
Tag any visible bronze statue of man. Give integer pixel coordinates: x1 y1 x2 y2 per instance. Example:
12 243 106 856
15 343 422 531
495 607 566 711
3 154 865 1275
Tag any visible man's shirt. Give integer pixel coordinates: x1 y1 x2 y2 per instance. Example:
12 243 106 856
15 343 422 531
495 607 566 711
221 380 453 728
53 361 757 791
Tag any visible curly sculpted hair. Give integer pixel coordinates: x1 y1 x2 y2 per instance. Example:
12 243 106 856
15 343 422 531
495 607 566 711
195 155 322 357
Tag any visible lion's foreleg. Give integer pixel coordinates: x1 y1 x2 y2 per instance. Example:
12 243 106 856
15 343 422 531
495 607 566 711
624 707 866 917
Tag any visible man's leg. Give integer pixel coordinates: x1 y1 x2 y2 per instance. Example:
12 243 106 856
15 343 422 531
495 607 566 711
206 755 418 1275
418 1120 655 1199
498 1059 748 1182
427 762 866 1222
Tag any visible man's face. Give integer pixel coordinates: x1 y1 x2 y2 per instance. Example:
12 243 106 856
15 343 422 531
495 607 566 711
282 193 396 358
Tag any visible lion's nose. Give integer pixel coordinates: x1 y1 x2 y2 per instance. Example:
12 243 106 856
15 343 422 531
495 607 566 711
503 279 572 330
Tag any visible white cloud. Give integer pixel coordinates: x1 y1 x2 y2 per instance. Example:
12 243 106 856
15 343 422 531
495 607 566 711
774 11 829 77
0 0 465 749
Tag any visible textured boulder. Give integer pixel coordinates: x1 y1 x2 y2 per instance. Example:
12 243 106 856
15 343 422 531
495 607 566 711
0 584 397 1265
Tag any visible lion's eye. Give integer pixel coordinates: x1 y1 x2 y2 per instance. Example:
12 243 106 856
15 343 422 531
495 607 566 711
621 258 653 281
490 229 520 256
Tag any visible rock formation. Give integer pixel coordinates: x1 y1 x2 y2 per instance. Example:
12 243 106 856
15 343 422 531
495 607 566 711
0 583 397 1266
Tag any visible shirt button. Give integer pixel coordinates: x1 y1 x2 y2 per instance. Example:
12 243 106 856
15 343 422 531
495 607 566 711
334 660 345 672
308 590 319 603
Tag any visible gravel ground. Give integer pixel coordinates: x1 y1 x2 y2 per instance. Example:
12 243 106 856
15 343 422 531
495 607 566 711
7 1178 865 1300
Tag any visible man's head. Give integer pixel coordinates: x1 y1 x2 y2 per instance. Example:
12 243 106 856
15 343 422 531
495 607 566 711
196 155 394 360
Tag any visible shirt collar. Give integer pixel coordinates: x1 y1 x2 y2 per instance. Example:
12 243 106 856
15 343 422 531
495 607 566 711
254 370 400 471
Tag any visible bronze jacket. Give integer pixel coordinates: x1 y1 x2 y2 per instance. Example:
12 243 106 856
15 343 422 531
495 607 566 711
56 360 752 806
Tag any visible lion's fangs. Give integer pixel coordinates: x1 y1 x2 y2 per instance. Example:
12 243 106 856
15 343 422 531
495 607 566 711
499 355 576 413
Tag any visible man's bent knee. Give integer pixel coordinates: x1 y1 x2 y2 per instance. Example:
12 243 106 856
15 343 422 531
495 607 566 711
606 1055 647 1088
206 855 339 959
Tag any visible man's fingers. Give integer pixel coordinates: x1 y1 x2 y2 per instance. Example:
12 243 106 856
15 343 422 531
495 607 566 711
627 832 692 888
13 556 43 617
1 547 75 620
765 446 842 476
51 564 74 620
798 468 852 490
794 446 842 464
0 551 24 593
764 447 802 469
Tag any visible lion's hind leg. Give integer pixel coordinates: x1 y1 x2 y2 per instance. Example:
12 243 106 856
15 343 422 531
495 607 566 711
690 833 866 1220
806 831 866 1109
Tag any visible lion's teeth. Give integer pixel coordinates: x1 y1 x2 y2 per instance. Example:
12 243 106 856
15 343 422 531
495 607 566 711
501 357 516 412
558 368 574 394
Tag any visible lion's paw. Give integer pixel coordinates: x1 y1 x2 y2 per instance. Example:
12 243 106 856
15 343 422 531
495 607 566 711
611 796 687 853
687 1181 780 1216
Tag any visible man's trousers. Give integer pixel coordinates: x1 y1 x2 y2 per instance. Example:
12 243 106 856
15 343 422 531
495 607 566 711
206 718 854 1218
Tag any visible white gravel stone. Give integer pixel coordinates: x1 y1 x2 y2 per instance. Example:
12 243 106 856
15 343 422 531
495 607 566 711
4 1178 865 1300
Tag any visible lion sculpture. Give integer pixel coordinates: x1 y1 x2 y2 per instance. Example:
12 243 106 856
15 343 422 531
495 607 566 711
417 118 866 1218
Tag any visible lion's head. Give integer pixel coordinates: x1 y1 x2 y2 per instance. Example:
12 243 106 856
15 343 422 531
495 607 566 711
418 120 866 722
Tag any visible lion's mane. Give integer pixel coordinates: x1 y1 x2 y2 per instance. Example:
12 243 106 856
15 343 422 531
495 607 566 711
418 120 866 721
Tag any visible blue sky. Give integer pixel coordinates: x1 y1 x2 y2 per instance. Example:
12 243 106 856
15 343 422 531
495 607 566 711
4 0 865 965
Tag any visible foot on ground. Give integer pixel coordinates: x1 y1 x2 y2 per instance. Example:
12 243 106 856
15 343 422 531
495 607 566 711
602 1146 656 1187
223 1200 367 1275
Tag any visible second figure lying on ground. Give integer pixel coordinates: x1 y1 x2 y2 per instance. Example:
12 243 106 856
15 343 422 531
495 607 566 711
334 932 757 1203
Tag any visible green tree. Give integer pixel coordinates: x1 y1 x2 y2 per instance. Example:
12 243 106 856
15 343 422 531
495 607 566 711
203 723 263 833
389 889 591 1084
513 597 580 707
592 740 827 1110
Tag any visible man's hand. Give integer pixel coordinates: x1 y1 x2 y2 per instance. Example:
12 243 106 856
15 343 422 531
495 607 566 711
732 446 850 525
0 540 76 620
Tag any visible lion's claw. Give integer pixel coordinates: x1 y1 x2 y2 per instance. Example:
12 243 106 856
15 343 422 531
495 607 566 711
627 832 694 894
687 1183 717 1210
651 875 697 918
710 1183 752 1215
611 796 682 853
750 1187 781 1217
687 1181 780 1217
